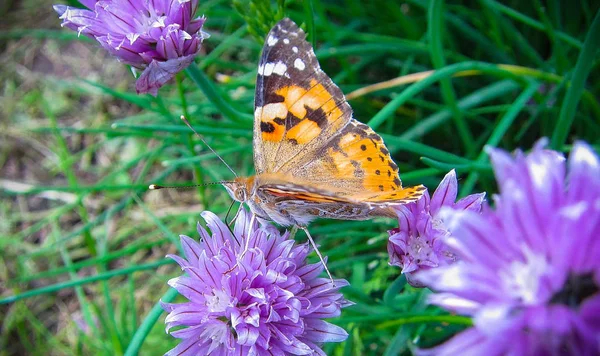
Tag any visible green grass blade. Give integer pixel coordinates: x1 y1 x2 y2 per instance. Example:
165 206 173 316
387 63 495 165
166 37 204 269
185 63 253 123
551 9 600 149
0 260 172 305
123 288 179 356
428 0 475 155
462 82 541 195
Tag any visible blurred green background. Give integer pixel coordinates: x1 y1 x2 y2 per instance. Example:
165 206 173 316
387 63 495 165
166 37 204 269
1 0 599 355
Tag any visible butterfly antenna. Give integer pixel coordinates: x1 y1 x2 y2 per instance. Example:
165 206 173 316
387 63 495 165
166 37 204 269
148 181 228 190
301 227 335 286
180 115 238 178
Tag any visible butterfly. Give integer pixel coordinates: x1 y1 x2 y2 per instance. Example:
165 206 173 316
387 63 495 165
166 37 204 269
222 18 426 230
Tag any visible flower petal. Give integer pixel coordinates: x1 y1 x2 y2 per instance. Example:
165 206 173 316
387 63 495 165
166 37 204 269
135 55 195 95
165 335 207 356
416 328 499 356
430 169 458 215
236 326 260 346
304 319 349 342
162 203 350 354
180 234 202 266
567 141 600 204
454 192 486 212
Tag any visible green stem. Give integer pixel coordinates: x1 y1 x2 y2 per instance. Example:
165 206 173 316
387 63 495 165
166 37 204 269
0 259 171 304
421 157 492 173
124 288 179 356
375 314 473 329
52 222 101 341
43 99 97 257
551 9 600 149
461 82 541 195
485 0 583 49
304 0 316 48
382 134 473 164
400 79 521 140
428 0 475 155
185 63 253 123
367 61 520 130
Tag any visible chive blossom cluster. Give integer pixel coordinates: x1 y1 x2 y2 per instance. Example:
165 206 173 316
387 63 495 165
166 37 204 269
54 0 208 95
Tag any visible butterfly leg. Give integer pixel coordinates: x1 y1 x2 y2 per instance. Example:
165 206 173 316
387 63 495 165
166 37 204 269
225 202 243 245
225 200 241 227
238 212 256 257
289 225 298 239
224 212 257 275
300 227 335 287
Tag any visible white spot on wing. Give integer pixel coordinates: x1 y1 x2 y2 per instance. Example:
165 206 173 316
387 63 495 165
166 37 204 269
292 46 298 53
263 62 275 75
283 38 290 44
259 61 287 76
267 34 278 46
258 103 287 119
272 61 287 75
294 58 305 71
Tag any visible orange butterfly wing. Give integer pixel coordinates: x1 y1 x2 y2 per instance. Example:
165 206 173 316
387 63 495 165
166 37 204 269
253 19 353 175
253 19 425 206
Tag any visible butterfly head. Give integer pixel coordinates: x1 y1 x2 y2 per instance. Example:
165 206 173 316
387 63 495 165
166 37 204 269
222 177 255 203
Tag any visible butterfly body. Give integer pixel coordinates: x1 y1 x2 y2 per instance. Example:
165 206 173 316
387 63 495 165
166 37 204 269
224 175 404 227
223 18 426 227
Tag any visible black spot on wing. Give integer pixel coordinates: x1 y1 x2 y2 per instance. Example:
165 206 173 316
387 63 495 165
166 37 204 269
304 106 329 129
256 89 287 108
261 121 275 133
284 112 302 129
255 18 354 154
267 92 286 104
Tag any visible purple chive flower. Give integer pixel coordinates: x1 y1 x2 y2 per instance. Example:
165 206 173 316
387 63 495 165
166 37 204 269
415 139 600 355
162 209 351 355
53 0 208 95
387 169 485 287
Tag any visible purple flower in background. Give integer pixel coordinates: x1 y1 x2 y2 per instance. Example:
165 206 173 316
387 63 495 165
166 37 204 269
53 0 208 95
416 139 600 355
162 209 351 355
387 169 485 287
